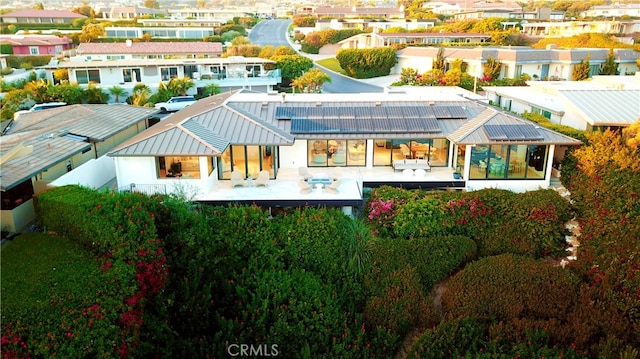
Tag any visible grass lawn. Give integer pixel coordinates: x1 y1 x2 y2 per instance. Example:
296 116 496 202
0 232 100 319
316 58 347 75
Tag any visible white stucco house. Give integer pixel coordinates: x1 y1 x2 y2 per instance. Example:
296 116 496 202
105 89 581 213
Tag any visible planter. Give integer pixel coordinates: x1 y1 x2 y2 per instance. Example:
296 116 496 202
453 172 462 180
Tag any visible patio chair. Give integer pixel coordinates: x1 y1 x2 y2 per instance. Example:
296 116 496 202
298 167 313 180
298 179 312 194
326 179 341 194
254 170 270 187
231 170 248 188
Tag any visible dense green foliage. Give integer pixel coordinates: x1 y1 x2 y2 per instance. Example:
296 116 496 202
300 29 366 54
532 33 637 50
366 187 572 258
4 124 639 357
336 48 398 79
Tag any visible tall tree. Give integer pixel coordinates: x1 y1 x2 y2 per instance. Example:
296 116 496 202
599 48 619 75
78 23 104 43
572 54 591 81
72 1 95 18
144 0 160 9
109 85 126 103
32 2 44 10
432 47 446 73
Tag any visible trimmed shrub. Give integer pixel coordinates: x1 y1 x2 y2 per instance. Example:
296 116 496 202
441 254 580 341
336 48 398 79
393 197 446 239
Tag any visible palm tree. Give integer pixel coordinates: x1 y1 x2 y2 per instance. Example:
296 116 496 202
130 84 151 107
167 77 195 96
108 85 126 103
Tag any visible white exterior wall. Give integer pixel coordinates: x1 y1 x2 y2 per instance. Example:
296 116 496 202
278 140 308 169
0 199 35 232
114 156 218 196
556 106 589 131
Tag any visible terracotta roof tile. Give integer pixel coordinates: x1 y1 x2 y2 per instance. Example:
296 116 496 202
77 42 223 55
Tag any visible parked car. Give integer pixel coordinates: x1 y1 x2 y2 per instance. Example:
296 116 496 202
13 102 68 120
154 96 197 112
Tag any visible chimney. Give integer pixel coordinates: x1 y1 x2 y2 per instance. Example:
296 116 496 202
281 92 286 103
126 39 133 47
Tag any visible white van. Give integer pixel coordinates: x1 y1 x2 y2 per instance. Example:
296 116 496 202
14 102 68 120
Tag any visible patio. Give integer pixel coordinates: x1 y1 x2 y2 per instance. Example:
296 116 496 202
196 166 464 207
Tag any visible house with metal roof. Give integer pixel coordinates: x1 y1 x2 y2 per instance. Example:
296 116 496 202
394 46 640 81
0 104 158 232
106 89 580 211
483 76 640 130
311 6 405 19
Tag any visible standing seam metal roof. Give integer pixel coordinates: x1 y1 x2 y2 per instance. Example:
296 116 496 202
559 90 640 126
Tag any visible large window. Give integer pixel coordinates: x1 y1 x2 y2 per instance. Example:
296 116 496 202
373 138 449 167
217 145 275 180
122 68 141 83
157 156 201 179
307 139 365 167
76 69 101 84
468 144 548 180
160 67 178 81
1 179 34 210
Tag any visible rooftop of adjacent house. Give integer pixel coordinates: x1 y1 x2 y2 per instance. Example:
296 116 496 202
482 86 566 113
313 6 404 15
0 104 158 192
0 35 72 46
558 90 640 127
4 104 159 141
76 42 223 55
0 9 86 18
109 89 582 159
54 57 275 68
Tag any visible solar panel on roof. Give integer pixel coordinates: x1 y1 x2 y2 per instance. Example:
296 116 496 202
483 125 508 140
386 107 404 119
432 106 452 118
484 124 543 141
445 106 467 118
402 106 422 118
275 107 294 120
517 124 544 140
353 107 371 119
323 107 341 119
370 107 387 119
307 107 323 119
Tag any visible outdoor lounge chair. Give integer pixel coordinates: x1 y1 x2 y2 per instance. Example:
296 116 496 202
254 170 270 187
298 180 312 194
298 167 313 180
326 179 341 194
231 170 248 187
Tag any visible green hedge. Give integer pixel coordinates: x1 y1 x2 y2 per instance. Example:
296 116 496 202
441 254 580 323
6 55 52 69
7 185 170 358
336 48 397 79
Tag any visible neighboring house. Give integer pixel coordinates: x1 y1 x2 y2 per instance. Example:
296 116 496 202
107 89 580 213
581 4 640 18
521 21 624 37
454 9 517 20
101 6 167 20
483 76 640 131
339 32 490 50
312 6 405 19
315 18 435 32
0 35 74 56
0 104 158 232
104 27 216 40
0 9 86 24
132 6 255 27
394 46 640 80
43 56 281 95
74 41 223 61
422 2 463 16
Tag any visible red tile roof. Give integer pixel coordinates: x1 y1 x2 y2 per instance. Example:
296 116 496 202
1 9 86 18
76 42 223 55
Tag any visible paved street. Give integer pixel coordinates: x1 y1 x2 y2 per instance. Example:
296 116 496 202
248 19 386 94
